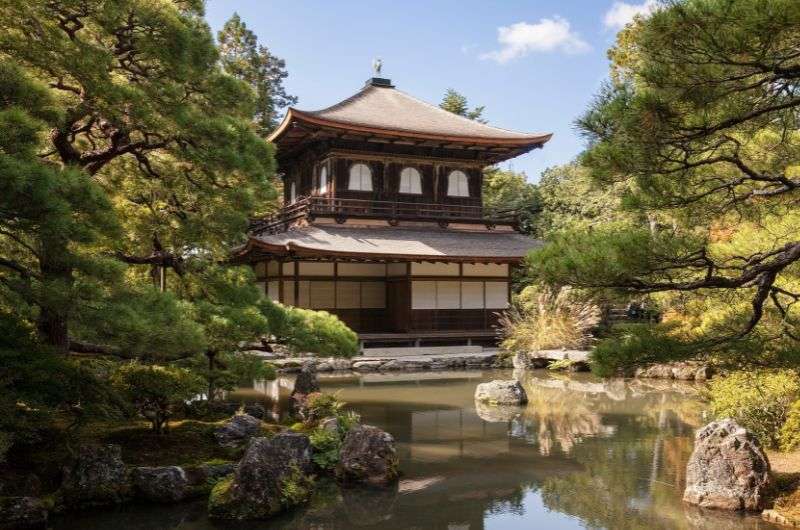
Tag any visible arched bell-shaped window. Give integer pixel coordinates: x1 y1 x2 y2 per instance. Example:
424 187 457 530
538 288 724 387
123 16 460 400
319 165 329 194
348 162 373 191
399 167 422 194
289 181 297 203
447 170 469 197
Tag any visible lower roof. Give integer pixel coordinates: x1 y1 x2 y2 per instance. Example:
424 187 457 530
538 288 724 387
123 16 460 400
239 225 542 262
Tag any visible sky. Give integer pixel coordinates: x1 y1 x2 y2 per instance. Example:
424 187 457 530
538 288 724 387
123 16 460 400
204 0 658 182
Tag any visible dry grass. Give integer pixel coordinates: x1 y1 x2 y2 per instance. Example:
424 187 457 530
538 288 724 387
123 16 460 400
768 450 800 522
499 286 601 353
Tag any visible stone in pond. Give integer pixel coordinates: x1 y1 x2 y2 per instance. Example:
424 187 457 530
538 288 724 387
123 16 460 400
0 497 48 529
474 380 528 405
208 433 313 520
60 444 131 508
336 425 399 487
132 466 189 503
683 419 771 511
214 413 261 448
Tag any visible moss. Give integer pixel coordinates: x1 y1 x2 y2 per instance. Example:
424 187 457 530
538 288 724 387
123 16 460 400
207 475 234 515
280 462 314 507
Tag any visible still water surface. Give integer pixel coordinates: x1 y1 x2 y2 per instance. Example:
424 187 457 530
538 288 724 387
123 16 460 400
54 369 779 529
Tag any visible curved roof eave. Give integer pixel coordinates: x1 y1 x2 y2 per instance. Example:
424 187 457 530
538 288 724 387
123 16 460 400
268 108 552 148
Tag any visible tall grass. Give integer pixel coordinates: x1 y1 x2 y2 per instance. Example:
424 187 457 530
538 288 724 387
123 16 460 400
499 286 601 353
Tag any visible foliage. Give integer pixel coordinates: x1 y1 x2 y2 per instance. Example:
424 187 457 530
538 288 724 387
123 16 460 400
547 359 575 371
482 168 540 234
707 370 800 449
218 12 297 135
304 392 344 423
532 162 634 237
525 0 800 370
111 362 205 434
590 323 696 377
439 88 486 122
499 286 601 354
309 428 342 471
280 462 314 506
780 400 800 452
260 300 358 357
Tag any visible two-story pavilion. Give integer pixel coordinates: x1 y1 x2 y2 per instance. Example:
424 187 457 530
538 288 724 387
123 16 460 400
235 76 551 349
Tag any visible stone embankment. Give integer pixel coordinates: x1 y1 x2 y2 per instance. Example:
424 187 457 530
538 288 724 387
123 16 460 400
634 362 713 381
267 351 499 373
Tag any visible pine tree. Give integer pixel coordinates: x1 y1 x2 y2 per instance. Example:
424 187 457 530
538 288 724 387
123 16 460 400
439 88 486 123
218 13 298 135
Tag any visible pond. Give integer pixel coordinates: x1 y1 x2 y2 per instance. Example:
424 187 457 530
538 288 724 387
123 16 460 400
53 369 779 529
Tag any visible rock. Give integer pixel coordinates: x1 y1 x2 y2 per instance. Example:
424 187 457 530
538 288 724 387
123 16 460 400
336 425 399 487
292 363 320 398
320 417 340 433
214 414 262 448
379 359 430 371
60 444 131 508
568 361 591 373
208 433 313 520
316 358 352 372
132 466 189 503
474 380 528 405
243 403 266 419
352 360 385 372
683 419 771 511
0 497 48 529
694 366 713 381
474 400 523 423
512 352 534 370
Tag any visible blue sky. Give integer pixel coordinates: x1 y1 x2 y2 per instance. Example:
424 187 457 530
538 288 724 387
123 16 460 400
205 0 657 182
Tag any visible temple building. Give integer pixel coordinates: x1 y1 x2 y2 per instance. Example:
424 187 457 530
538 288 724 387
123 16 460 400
235 76 551 349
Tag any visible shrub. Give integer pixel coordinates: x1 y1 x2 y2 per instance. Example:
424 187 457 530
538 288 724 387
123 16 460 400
112 362 205 434
499 286 601 353
708 370 800 449
309 428 341 470
305 392 343 422
590 322 694 377
259 299 358 357
780 400 800 452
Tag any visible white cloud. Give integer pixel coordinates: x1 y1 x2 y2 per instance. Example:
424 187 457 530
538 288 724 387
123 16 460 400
480 16 590 64
603 0 659 30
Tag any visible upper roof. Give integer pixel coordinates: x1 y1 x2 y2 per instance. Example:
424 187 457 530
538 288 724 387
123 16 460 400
239 224 542 262
268 78 551 161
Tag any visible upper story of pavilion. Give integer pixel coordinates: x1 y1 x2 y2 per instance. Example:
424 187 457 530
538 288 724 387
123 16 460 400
251 77 551 235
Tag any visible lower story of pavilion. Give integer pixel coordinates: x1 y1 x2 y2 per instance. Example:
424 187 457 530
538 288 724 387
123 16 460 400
253 258 512 346
237 223 542 347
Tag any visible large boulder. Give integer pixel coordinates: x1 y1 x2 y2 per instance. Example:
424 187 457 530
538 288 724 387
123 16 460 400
60 444 131 508
214 414 262 448
0 497 48 529
336 425 399 487
683 419 771 511
208 433 313 520
291 363 320 398
132 466 189 503
474 380 528 405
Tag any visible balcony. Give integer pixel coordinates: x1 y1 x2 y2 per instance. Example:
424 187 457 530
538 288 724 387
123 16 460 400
250 196 518 235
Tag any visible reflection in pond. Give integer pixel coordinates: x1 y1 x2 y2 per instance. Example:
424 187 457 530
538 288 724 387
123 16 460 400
53 369 777 530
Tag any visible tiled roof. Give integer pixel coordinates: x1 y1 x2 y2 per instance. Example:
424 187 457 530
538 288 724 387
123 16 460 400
269 82 551 147
245 224 542 261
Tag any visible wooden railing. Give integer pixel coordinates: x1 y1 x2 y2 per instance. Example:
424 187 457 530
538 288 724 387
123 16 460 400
250 196 519 234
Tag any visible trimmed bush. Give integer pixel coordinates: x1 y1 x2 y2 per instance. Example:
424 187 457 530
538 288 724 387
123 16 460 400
708 370 800 449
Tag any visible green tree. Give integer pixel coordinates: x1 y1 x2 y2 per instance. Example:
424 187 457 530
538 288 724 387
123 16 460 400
112 362 205 434
439 88 486 123
482 168 540 234
528 0 800 373
218 13 298 135
0 0 277 355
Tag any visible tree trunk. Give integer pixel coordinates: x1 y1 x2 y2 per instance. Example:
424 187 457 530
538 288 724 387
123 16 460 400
37 238 73 352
